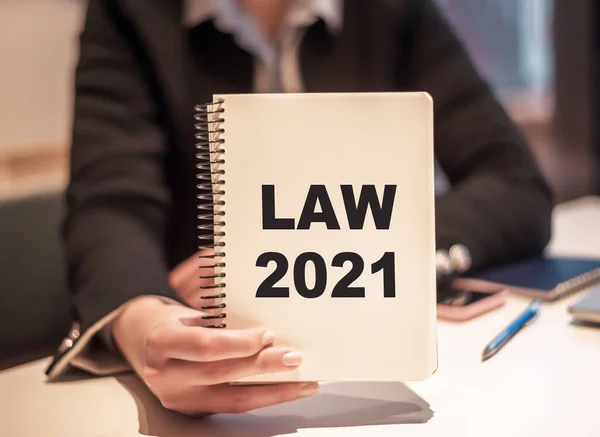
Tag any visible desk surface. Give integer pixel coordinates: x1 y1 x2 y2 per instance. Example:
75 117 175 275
2 196 600 437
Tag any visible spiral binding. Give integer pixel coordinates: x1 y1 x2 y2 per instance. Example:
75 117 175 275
554 267 600 297
194 99 227 328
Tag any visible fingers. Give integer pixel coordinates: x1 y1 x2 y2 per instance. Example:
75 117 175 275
207 382 320 414
169 249 219 309
159 382 319 416
147 323 274 364
178 277 220 311
169 251 203 289
154 346 303 386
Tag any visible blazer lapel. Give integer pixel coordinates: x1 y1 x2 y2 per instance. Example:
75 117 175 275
118 0 194 147
114 0 255 149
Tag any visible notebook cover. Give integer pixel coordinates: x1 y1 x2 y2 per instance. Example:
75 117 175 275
472 255 600 292
205 92 437 383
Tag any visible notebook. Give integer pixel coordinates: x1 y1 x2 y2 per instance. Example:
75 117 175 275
568 286 600 324
465 255 600 301
194 93 437 383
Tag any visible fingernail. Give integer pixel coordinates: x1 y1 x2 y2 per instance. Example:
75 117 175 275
282 351 303 366
300 383 319 397
262 330 275 346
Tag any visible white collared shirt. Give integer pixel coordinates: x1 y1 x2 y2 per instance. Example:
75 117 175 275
183 0 342 93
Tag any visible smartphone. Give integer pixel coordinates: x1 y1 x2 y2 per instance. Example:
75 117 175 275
437 279 507 322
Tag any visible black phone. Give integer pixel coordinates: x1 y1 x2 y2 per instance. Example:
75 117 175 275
437 279 507 321
437 287 496 306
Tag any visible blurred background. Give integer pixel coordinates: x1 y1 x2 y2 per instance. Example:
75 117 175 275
0 0 596 201
0 0 597 364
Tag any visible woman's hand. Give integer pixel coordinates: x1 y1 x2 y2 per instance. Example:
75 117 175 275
168 249 222 311
112 297 317 416
111 248 316 415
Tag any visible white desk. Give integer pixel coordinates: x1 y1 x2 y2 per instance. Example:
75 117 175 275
2 196 600 437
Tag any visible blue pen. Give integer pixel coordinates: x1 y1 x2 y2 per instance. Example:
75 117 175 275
481 299 541 361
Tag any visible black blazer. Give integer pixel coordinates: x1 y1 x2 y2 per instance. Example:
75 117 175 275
52 0 552 372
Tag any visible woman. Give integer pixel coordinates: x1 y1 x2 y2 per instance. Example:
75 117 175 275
46 0 553 416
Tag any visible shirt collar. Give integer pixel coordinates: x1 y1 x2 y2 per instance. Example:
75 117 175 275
183 0 343 32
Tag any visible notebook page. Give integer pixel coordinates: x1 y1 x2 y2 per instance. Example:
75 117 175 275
214 92 436 382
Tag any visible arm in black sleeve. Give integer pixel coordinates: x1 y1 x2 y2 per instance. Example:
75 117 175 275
401 0 554 271
63 0 178 333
